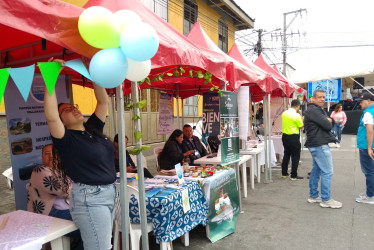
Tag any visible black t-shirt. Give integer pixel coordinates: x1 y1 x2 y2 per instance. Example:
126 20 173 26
52 113 116 185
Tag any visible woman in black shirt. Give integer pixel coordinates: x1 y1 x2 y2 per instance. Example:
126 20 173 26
44 58 116 250
158 129 194 170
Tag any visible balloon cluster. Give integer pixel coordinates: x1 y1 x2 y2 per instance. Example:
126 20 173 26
78 7 159 88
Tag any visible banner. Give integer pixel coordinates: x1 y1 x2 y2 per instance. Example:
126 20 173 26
207 168 240 242
238 86 249 140
308 78 342 102
219 91 239 166
202 92 220 145
4 74 70 210
157 92 174 134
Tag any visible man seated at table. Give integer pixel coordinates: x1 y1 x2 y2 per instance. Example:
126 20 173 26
113 134 153 178
181 124 208 164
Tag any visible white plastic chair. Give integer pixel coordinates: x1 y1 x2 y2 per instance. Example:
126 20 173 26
113 185 153 250
130 154 148 169
154 146 164 171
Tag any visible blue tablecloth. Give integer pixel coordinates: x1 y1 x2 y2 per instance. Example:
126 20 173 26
128 181 208 243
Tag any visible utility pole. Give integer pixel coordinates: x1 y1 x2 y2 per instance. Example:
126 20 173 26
256 29 263 56
282 9 307 77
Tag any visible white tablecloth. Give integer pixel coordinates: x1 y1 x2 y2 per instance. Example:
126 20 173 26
271 135 284 156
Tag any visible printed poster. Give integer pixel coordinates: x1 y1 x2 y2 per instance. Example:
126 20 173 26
158 93 174 134
4 74 70 210
207 168 240 242
308 78 342 102
202 92 220 145
219 91 240 166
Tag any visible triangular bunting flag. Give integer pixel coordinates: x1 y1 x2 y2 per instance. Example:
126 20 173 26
65 59 93 81
0 68 10 105
8 65 35 102
38 62 61 96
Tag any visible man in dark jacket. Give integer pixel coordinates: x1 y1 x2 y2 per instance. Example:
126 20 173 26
181 124 208 164
304 89 341 209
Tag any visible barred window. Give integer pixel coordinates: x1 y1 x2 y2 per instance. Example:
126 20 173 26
183 0 198 35
218 19 228 53
140 0 168 21
183 96 199 116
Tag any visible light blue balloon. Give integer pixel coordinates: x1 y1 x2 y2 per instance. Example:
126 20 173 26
120 22 159 62
89 48 128 88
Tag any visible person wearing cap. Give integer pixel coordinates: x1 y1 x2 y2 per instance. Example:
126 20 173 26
355 90 374 204
304 89 341 209
281 99 304 180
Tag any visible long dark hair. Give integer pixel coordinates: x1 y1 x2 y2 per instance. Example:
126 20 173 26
51 146 70 194
159 129 183 158
334 104 342 113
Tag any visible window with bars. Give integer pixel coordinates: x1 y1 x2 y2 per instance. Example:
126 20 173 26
140 0 168 21
183 96 199 117
183 0 198 35
218 19 228 53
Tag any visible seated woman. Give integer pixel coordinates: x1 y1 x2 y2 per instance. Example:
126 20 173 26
113 134 153 178
27 144 82 248
158 129 194 170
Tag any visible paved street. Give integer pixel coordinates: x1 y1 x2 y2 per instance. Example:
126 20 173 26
1 133 372 250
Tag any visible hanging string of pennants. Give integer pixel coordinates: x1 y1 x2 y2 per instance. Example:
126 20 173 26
0 59 91 103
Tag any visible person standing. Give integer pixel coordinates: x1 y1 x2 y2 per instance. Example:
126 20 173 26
355 91 374 204
330 104 347 147
281 99 304 180
44 58 117 249
304 89 341 209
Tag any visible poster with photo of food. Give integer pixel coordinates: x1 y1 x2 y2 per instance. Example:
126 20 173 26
4 74 70 210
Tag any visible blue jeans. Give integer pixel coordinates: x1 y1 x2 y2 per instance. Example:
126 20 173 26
332 123 343 142
359 149 374 197
70 182 116 250
308 145 333 201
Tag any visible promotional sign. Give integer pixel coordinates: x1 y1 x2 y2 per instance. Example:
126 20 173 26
157 92 174 134
308 78 342 102
207 168 240 243
219 91 239 166
4 74 70 210
202 92 220 145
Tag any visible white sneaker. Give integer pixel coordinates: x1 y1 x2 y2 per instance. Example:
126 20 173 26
356 195 374 204
320 199 342 208
307 196 322 203
336 143 341 148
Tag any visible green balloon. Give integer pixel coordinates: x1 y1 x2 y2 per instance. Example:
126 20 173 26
78 6 121 49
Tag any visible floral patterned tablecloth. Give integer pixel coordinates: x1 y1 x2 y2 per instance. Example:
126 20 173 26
116 181 208 243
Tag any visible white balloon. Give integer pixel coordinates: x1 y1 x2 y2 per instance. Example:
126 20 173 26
126 59 151 82
113 10 142 32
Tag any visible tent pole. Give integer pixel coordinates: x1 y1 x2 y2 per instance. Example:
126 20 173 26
182 96 185 127
176 84 180 129
131 81 149 250
267 93 272 181
327 80 330 112
116 85 129 250
263 94 269 182
109 95 116 137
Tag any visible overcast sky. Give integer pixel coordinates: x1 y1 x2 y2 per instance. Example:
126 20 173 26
233 0 374 82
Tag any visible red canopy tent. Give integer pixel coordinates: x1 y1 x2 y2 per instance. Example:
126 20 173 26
227 43 288 101
272 65 307 99
186 22 267 91
0 0 239 99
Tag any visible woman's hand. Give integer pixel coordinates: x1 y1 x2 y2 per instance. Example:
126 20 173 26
183 150 194 157
48 57 65 68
